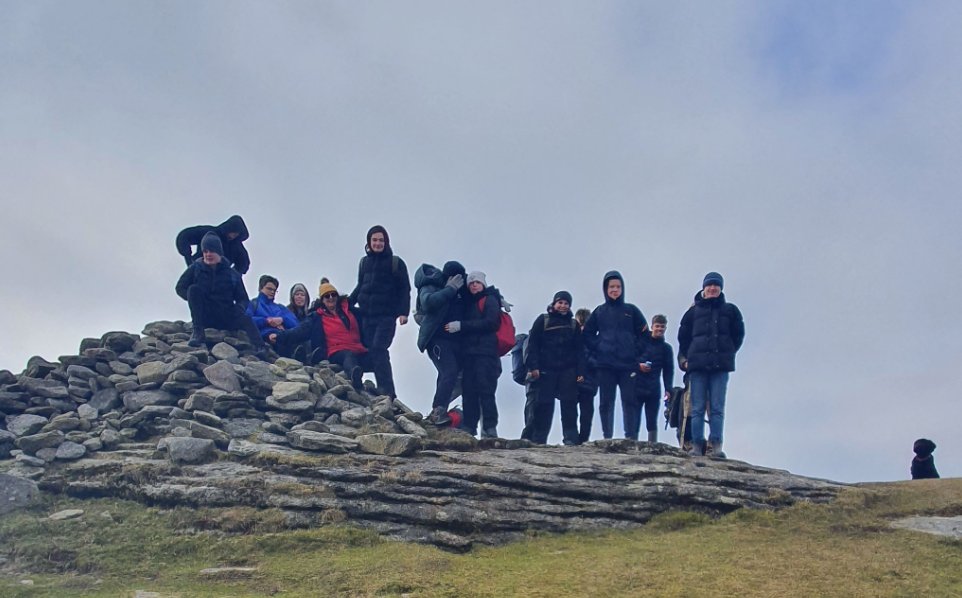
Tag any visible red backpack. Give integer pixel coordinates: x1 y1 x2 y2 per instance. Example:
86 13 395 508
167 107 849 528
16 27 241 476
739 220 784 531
478 296 516 357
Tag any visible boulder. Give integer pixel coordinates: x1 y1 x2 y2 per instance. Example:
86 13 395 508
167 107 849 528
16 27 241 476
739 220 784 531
55 441 87 460
287 430 359 453
101 331 139 353
6 414 49 437
211 342 240 362
16 430 65 454
160 437 217 464
356 433 421 457
0 474 40 515
88 388 120 412
77 404 99 420
204 361 242 393
123 390 178 412
0 430 15 459
134 362 167 385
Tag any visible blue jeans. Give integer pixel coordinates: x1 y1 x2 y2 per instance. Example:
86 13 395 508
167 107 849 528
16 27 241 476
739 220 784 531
688 371 729 446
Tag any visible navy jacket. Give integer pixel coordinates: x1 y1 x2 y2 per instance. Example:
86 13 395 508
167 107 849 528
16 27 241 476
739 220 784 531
525 309 584 375
461 287 502 358
175 215 251 274
636 332 674 397
349 247 411 318
414 264 463 352
175 258 250 311
583 271 648 370
677 291 745 372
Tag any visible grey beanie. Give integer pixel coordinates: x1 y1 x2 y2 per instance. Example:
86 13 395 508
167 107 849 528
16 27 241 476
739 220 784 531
466 271 487 287
201 232 224 257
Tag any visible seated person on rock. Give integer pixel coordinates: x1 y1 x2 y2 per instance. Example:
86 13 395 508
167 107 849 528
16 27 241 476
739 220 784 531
246 275 300 357
175 214 251 275
175 231 267 355
270 279 371 390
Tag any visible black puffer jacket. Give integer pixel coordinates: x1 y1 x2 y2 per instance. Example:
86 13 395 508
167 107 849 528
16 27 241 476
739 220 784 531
175 215 251 274
525 309 584 375
175 258 249 310
460 286 502 358
583 271 648 370
636 332 674 396
348 246 411 318
414 264 463 352
677 291 745 372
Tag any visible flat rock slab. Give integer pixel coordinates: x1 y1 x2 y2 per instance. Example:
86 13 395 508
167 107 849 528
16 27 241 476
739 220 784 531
48 509 84 520
0 474 40 515
892 516 962 539
199 566 258 577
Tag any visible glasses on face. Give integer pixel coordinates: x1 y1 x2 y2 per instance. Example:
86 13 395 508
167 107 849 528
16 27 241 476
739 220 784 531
263 286 277 293
322 292 338 300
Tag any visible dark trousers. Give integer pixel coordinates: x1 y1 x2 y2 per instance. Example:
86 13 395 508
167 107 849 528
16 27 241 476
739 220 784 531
597 368 635 439
187 285 263 346
461 354 501 435
639 391 661 433
523 368 577 444
576 388 595 444
361 315 397 397
427 338 461 410
328 350 374 376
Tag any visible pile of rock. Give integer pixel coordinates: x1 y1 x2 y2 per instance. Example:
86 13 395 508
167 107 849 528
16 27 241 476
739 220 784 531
0 321 433 475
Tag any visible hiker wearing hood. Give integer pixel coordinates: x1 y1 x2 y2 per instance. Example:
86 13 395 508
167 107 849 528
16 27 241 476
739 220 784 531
271 279 371 391
176 215 251 275
175 231 266 354
582 271 649 439
348 225 411 398
521 291 585 445
447 271 502 438
287 284 312 322
415 261 466 426
677 272 745 458
245 275 300 357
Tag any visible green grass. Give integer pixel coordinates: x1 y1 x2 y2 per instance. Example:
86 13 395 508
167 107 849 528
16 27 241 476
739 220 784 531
2 480 961 596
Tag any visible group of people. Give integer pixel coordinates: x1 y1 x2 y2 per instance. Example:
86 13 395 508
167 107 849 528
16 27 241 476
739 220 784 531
173 216 747 456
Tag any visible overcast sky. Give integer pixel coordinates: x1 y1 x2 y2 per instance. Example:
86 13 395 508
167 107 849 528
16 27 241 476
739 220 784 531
2 1 959 483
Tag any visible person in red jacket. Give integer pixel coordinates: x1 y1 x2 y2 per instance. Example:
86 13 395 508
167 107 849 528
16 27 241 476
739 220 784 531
271 279 372 390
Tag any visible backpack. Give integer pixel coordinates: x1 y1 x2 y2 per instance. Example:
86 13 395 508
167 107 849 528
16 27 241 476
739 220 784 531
664 385 687 430
511 333 529 385
478 296 516 357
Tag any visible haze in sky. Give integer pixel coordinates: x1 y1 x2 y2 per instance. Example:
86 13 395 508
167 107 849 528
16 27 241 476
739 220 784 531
2 1 960 483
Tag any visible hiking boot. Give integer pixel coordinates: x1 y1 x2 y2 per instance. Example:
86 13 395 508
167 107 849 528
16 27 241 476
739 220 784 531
712 442 726 459
254 346 277 362
292 345 307 364
309 348 326 367
350 366 364 391
481 427 499 439
187 327 206 347
689 441 705 456
647 430 658 444
426 406 451 426
562 439 578 447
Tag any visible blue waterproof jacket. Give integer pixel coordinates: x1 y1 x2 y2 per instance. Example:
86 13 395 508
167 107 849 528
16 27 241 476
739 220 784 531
583 271 648 371
246 292 300 340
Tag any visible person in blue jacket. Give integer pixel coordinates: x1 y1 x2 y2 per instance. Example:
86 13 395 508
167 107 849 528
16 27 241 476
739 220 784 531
247 275 300 358
582 271 648 439
174 232 267 356
176 215 251 275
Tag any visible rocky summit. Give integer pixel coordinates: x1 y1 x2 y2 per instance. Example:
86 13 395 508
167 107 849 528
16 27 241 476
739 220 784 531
0 321 844 550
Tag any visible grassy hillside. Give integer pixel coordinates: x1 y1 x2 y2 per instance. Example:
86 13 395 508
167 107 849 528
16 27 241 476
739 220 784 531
1 479 960 597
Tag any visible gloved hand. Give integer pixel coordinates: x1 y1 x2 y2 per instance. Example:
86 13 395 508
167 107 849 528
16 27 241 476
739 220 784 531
446 274 464 290
445 321 461 333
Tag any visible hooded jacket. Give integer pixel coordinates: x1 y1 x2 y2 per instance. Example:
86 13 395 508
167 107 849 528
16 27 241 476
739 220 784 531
175 257 249 311
461 286 502 358
175 215 251 274
525 308 584 375
287 283 312 322
348 226 412 318
246 292 300 339
414 263 463 352
582 271 648 370
677 290 744 372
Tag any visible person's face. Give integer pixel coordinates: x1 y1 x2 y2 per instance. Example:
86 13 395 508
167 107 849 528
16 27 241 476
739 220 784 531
606 279 622 301
651 322 666 338
468 281 484 295
553 299 570 314
202 249 221 265
369 232 386 253
293 290 306 307
703 284 721 299
322 292 338 308
226 231 240 241
260 282 278 299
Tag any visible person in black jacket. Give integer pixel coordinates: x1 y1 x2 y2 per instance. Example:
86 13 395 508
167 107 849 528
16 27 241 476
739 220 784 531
176 215 251 275
573 308 597 444
416 261 466 426
348 225 411 398
175 232 266 353
583 271 648 439
633 314 674 443
677 272 745 458
447 271 502 438
911 438 940 479
522 291 585 445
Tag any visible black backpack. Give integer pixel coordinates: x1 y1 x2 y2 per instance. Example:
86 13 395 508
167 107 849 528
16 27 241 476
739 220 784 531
511 333 529 385
664 385 687 430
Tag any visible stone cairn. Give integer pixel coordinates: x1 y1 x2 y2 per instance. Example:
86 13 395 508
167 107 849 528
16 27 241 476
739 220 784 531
0 321 845 551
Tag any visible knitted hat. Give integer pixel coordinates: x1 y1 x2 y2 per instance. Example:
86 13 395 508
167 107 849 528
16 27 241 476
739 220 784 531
200 232 224 257
913 438 936 457
466 271 487 286
703 271 724 289
553 290 573 305
442 261 466 277
318 278 338 298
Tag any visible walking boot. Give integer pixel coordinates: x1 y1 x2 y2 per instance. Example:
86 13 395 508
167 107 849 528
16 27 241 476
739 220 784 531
689 441 705 456
712 442 726 459
426 406 451 426
188 327 206 347
481 427 499 439
647 430 658 444
292 345 307 364
350 366 364 391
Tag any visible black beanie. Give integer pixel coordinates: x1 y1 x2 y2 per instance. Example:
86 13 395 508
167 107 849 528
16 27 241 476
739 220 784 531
201 232 224 257
703 271 724 289
442 261 466 277
553 290 573 305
